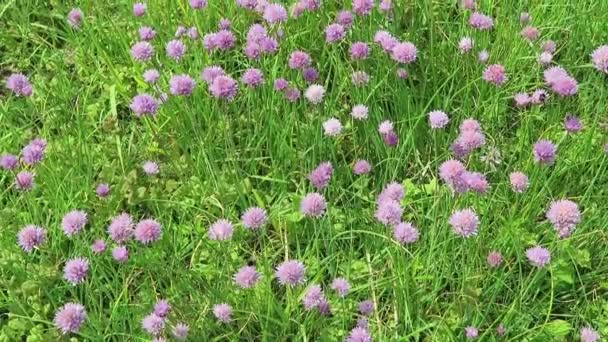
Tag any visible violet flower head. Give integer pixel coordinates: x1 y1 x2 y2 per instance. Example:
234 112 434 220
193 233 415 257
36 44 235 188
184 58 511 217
201 66 225 84
172 323 190 341
133 3 146 16
350 42 370 60
275 260 306 286
131 41 154 62
143 69 160 84
429 110 449 129
91 239 106 254
510 171 529 193
483 64 507 86
218 19 231 30
54 303 87 334
526 246 551 267
112 245 129 263
513 93 530 108
142 161 160 175
308 162 333 189
533 140 557 165
358 300 374 315
63 257 89 285
190 0 208 9
375 200 402 226
130 94 159 117
521 26 540 41
284 87 301 102
234 265 261 288
134 219 163 244
107 213 134 243
166 40 186 60
208 219 233 241
302 284 324 310
580 326 600 342
213 303 233 323
391 42 417 64
170 74 196 96
15 171 35 191
209 75 238 100
0 154 18 170
325 23 345 43
331 277 350 297
353 0 374 16
142 313 165 335
302 67 318 83
6 73 33 97
300 192 326 217
449 209 480 237
538 52 553 66
67 8 84 29
241 207 268 230
187 27 199 40
96 183 110 198
336 10 354 27
288 51 312 69
465 326 479 339
154 299 171 318
546 199 580 238
62 210 88 237
353 159 372 175
22 139 46 165
469 12 494 30
17 225 46 253
487 251 503 267
378 182 405 203
393 222 420 244
458 37 474 53
542 40 557 53
439 159 467 192
564 114 582 133
304 84 325 104
374 30 398 52
263 3 288 24
139 26 156 41
241 68 264 88
346 327 372 342
274 78 289 91
591 45 608 74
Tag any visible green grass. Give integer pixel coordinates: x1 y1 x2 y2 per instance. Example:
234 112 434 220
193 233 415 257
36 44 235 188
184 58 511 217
1 0 608 341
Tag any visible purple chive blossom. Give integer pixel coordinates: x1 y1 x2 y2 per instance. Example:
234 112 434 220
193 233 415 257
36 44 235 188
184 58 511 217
449 209 480 237
63 257 89 285
350 42 370 60
237 0 257 9
351 71 370 86
302 284 324 310
374 30 398 52
458 37 474 53
274 78 289 91
544 66 578 96
91 239 106 254
172 322 189 341
112 245 129 263
288 51 312 69
166 40 186 60
130 94 159 117
133 2 146 16
383 130 399 147
393 222 420 244
564 114 582 133
465 326 479 339
300 192 326 217
375 200 402 226
214 30 236 50
302 67 318 83
323 118 342 137
190 0 208 9
379 0 393 12
241 68 264 88
209 75 239 100
378 182 405 203
391 42 417 63
275 260 306 286
469 12 494 30
17 225 46 253
510 172 529 193
218 19 231 30
331 277 350 297
546 200 581 238
142 313 165 335
378 120 394 135
318 298 331 315
21 140 46 165
67 8 83 29
439 159 467 192
353 0 373 16
353 160 372 175
201 66 225 84
478 50 489 63
581 326 600 342
351 104 369 120
139 26 156 41
62 210 88 237
241 207 268 230
143 69 160 83
533 140 557 165
131 41 154 62
591 45 608 74
213 303 233 323
463 172 489 194
284 87 301 102
15 171 35 191
325 23 345 43
154 299 171 318
234 265 261 288
483 64 507 86
396 68 408 79
308 162 333 189
170 74 196 96
521 26 540 41
336 10 354 27
142 161 159 176
461 0 476 9
526 246 551 267
539 52 553 66
54 303 87 334
107 213 134 243
358 300 374 315
263 3 287 23
520 12 531 24
0 154 18 170
530 89 548 104
429 110 449 129
96 183 110 198
356 318 369 329
6 73 33 96
134 219 162 244
208 219 233 241
542 40 557 53
487 251 503 267
346 327 372 342
513 93 530 107
304 84 325 104
187 27 199 39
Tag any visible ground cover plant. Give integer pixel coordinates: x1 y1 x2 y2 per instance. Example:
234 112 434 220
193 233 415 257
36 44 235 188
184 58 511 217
1 0 608 340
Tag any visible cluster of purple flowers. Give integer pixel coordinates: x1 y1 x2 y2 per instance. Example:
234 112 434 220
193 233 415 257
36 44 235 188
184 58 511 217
544 66 578 97
450 118 486 159
439 159 488 194
141 299 190 340
1 138 48 191
243 24 278 60
378 120 398 147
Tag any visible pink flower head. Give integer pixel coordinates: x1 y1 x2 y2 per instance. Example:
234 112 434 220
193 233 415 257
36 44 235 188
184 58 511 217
542 40 557 53
478 50 489 63
190 0 208 9
391 42 417 64
469 12 494 30
300 193 326 217
304 84 325 104
209 75 238 100
520 12 531 25
6 73 33 97
374 30 398 52
263 3 288 24
54 303 87 334
67 8 84 29
15 171 35 191
449 209 479 237
546 199 580 238
241 68 264 88
526 246 551 267
351 104 369 120
509 171 529 193
350 42 370 60
208 219 233 241
133 3 146 17
62 210 88 237
336 10 354 27
375 200 402 226
325 23 345 43
17 225 46 253
131 41 154 62
288 51 312 69
308 162 333 189
591 45 608 74
63 257 89 285
580 326 600 342
483 64 507 86
166 40 186 60
353 160 372 175
139 26 156 41
393 222 419 244
241 207 268 230
130 94 159 117
323 118 342 136
564 114 583 133
353 0 373 16
134 219 163 244
112 245 129 263
351 71 370 86
487 251 503 267
275 260 306 286
521 26 540 41
533 140 557 165
513 92 530 108
428 110 449 129
458 37 474 53
234 265 261 288
108 213 134 243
